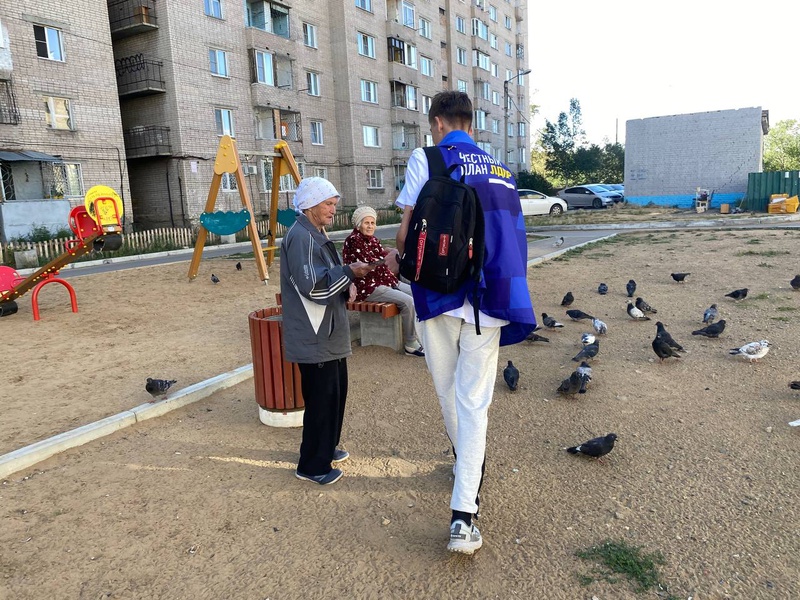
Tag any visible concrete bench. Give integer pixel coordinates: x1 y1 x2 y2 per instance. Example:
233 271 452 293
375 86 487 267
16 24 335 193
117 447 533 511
275 294 402 353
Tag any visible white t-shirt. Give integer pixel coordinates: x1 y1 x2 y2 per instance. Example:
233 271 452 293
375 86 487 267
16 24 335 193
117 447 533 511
396 147 509 328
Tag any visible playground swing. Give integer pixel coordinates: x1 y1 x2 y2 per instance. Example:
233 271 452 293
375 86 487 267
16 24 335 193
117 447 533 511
188 136 303 281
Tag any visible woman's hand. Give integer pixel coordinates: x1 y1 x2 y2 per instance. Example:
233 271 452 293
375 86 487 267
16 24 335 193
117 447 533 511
348 261 377 278
348 283 357 302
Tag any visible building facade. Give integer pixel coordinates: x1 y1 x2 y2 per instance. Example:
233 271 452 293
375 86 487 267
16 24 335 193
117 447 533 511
0 2 132 242
1 0 530 234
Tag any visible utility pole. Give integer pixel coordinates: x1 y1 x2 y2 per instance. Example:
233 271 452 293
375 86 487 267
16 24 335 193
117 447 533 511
503 68 531 169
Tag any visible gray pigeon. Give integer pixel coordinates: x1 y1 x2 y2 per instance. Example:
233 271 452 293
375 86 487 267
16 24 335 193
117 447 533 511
597 283 608 295
146 378 177 402
503 361 519 391
692 319 726 338
566 309 594 321
581 332 596 346
635 297 657 314
542 313 565 328
789 381 800 390
236 262 242 271
576 361 592 394
554 236 564 247
561 291 575 307
671 272 690 283
211 273 220 284
655 321 684 351
592 318 608 335
626 302 651 321
703 304 718 324
725 288 748 300
526 332 550 343
572 339 600 362
557 371 582 395
566 433 617 459
626 279 636 298
791 275 800 290
652 336 681 362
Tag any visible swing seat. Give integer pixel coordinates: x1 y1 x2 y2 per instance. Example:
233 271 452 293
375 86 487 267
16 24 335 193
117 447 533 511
276 208 297 229
200 210 252 235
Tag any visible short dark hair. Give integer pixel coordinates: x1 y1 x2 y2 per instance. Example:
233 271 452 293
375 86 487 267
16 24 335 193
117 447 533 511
429 91 472 130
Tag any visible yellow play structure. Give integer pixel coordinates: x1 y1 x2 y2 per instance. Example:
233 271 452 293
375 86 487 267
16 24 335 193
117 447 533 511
187 136 302 281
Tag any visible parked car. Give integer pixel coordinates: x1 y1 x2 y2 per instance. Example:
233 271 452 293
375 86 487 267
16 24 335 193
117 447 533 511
518 189 568 216
596 183 626 202
558 185 621 209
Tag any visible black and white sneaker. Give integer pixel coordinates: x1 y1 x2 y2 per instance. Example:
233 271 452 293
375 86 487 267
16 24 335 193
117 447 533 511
447 519 482 554
404 344 425 357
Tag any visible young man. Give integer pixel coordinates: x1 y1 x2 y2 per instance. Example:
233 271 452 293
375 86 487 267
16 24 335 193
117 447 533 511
396 91 537 554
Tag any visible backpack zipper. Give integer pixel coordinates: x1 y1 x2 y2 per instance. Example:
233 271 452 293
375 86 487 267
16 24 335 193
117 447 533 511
414 219 427 282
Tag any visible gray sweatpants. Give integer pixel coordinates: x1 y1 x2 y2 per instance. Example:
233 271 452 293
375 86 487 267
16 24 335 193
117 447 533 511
365 282 418 347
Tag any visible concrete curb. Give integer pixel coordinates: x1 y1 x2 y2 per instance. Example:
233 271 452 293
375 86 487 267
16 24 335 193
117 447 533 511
0 364 254 480
527 233 619 267
527 212 800 232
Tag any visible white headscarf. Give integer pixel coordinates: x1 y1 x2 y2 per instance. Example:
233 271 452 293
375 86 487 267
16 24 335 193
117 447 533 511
293 177 341 212
352 206 378 228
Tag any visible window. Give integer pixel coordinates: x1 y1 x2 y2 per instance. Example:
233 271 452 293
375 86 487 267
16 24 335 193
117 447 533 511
423 133 433 147
246 1 290 38
34 25 64 61
254 50 274 85
420 56 433 77
472 19 488 40
306 72 320 96
474 110 486 131
52 163 83 197
355 0 372 11
215 108 234 136
303 23 317 48
394 164 406 191
221 172 238 191
209 49 228 77
492 90 500 105
263 159 305 191
519 147 526 165
490 33 498 50
310 120 324 145
1 162 16 201
518 122 526 137
418 17 431 39
363 125 380 147
255 110 273 139
43 96 72 130
489 4 497 20
391 82 418 110
401 1 415 27
506 68 513 80
517 69 527 85
455 16 466 33
478 81 490 100
505 42 512 56
456 47 467 65
358 32 376 58
388 38 417 68
204 0 223 19
507 122 514 137
421 95 432 115
360 79 378 103
491 62 498 77
367 168 383 189
313 167 328 178
457 79 468 93
504 15 511 29
473 50 490 71
392 124 418 150
492 118 500 134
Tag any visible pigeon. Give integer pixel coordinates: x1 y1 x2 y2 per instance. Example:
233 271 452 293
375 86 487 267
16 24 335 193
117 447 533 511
592 318 607 335
211 273 220 284
566 309 594 321
671 272 690 283
635 297 657 314
557 371 582 395
652 336 681 362
597 283 608 295
566 433 617 459
576 361 592 394
561 291 574 307
525 332 550 343
146 378 177 402
729 340 770 363
542 313 565 329
626 279 636 298
236 262 242 271
554 236 564 247
503 360 519 391
581 332 596 346
626 302 651 321
725 288 748 300
655 322 684 352
692 319 726 338
572 339 600 362
789 381 800 390
703 304 718 324
791 275 800 290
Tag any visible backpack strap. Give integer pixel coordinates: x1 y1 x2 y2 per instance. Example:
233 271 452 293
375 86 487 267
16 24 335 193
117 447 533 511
424 146 461 180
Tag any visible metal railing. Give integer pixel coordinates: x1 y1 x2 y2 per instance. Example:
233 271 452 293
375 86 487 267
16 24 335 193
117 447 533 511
115 54 165 97
123 125 171 158
108 0 158 37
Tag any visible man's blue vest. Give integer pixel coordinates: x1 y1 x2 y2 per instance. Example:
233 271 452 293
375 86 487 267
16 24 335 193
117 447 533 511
411 130 537 346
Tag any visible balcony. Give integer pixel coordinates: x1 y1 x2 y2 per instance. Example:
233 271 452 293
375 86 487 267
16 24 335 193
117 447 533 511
108 0 158 40
115 55 166 99
123 125 171 158
392 123 419 152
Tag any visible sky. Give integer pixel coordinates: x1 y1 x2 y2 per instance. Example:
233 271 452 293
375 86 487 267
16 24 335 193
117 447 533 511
527 0 800 146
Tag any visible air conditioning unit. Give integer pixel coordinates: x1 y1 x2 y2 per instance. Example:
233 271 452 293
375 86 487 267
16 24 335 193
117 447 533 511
246 165 258 175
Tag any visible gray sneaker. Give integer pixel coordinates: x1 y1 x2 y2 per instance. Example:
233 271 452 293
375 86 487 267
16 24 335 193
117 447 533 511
447 519 482 554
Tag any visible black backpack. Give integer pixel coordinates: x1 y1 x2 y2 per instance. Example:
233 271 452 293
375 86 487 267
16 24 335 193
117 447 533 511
399 146 486 328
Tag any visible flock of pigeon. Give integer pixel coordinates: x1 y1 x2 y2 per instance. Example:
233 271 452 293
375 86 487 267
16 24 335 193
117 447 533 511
501 269 800 459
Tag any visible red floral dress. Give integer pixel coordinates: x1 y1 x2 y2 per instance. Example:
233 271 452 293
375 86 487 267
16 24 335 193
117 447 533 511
342 229 398 301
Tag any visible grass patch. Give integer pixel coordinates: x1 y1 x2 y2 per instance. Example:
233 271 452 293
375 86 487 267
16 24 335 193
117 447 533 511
745 238 762 244
753 292 771 300
757 262 774 268
771 316 790 322
735 250 791 257
575 539 678 597
776 306 797 312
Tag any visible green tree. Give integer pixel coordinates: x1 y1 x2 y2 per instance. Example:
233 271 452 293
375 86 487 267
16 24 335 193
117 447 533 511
540 98 586 185
764 119 800 171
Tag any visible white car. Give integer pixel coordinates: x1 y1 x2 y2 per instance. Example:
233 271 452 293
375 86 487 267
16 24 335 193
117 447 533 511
518 189 568 216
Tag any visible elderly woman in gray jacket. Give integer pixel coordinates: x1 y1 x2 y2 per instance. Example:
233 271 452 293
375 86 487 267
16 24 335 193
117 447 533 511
280 177 375 485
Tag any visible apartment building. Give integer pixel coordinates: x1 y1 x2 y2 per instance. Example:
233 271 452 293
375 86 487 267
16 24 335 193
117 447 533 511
0 2 132 242
1 0 529 233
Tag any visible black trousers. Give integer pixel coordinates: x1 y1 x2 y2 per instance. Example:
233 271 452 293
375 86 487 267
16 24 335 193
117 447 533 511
297 358 348 476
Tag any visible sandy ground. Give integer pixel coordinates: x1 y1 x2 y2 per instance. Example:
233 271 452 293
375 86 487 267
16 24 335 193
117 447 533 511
1 230 799 599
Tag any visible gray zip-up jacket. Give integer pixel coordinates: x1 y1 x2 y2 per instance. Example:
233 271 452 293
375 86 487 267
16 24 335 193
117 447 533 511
280 213 355 364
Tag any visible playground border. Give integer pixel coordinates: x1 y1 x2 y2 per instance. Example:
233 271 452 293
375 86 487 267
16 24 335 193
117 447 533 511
0 364 253 480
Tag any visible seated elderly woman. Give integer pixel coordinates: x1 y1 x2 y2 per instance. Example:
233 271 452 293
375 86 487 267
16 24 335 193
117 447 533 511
342 206 424 357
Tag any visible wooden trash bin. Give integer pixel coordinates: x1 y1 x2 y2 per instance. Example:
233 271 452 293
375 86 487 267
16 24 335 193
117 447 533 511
248 307 305 427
